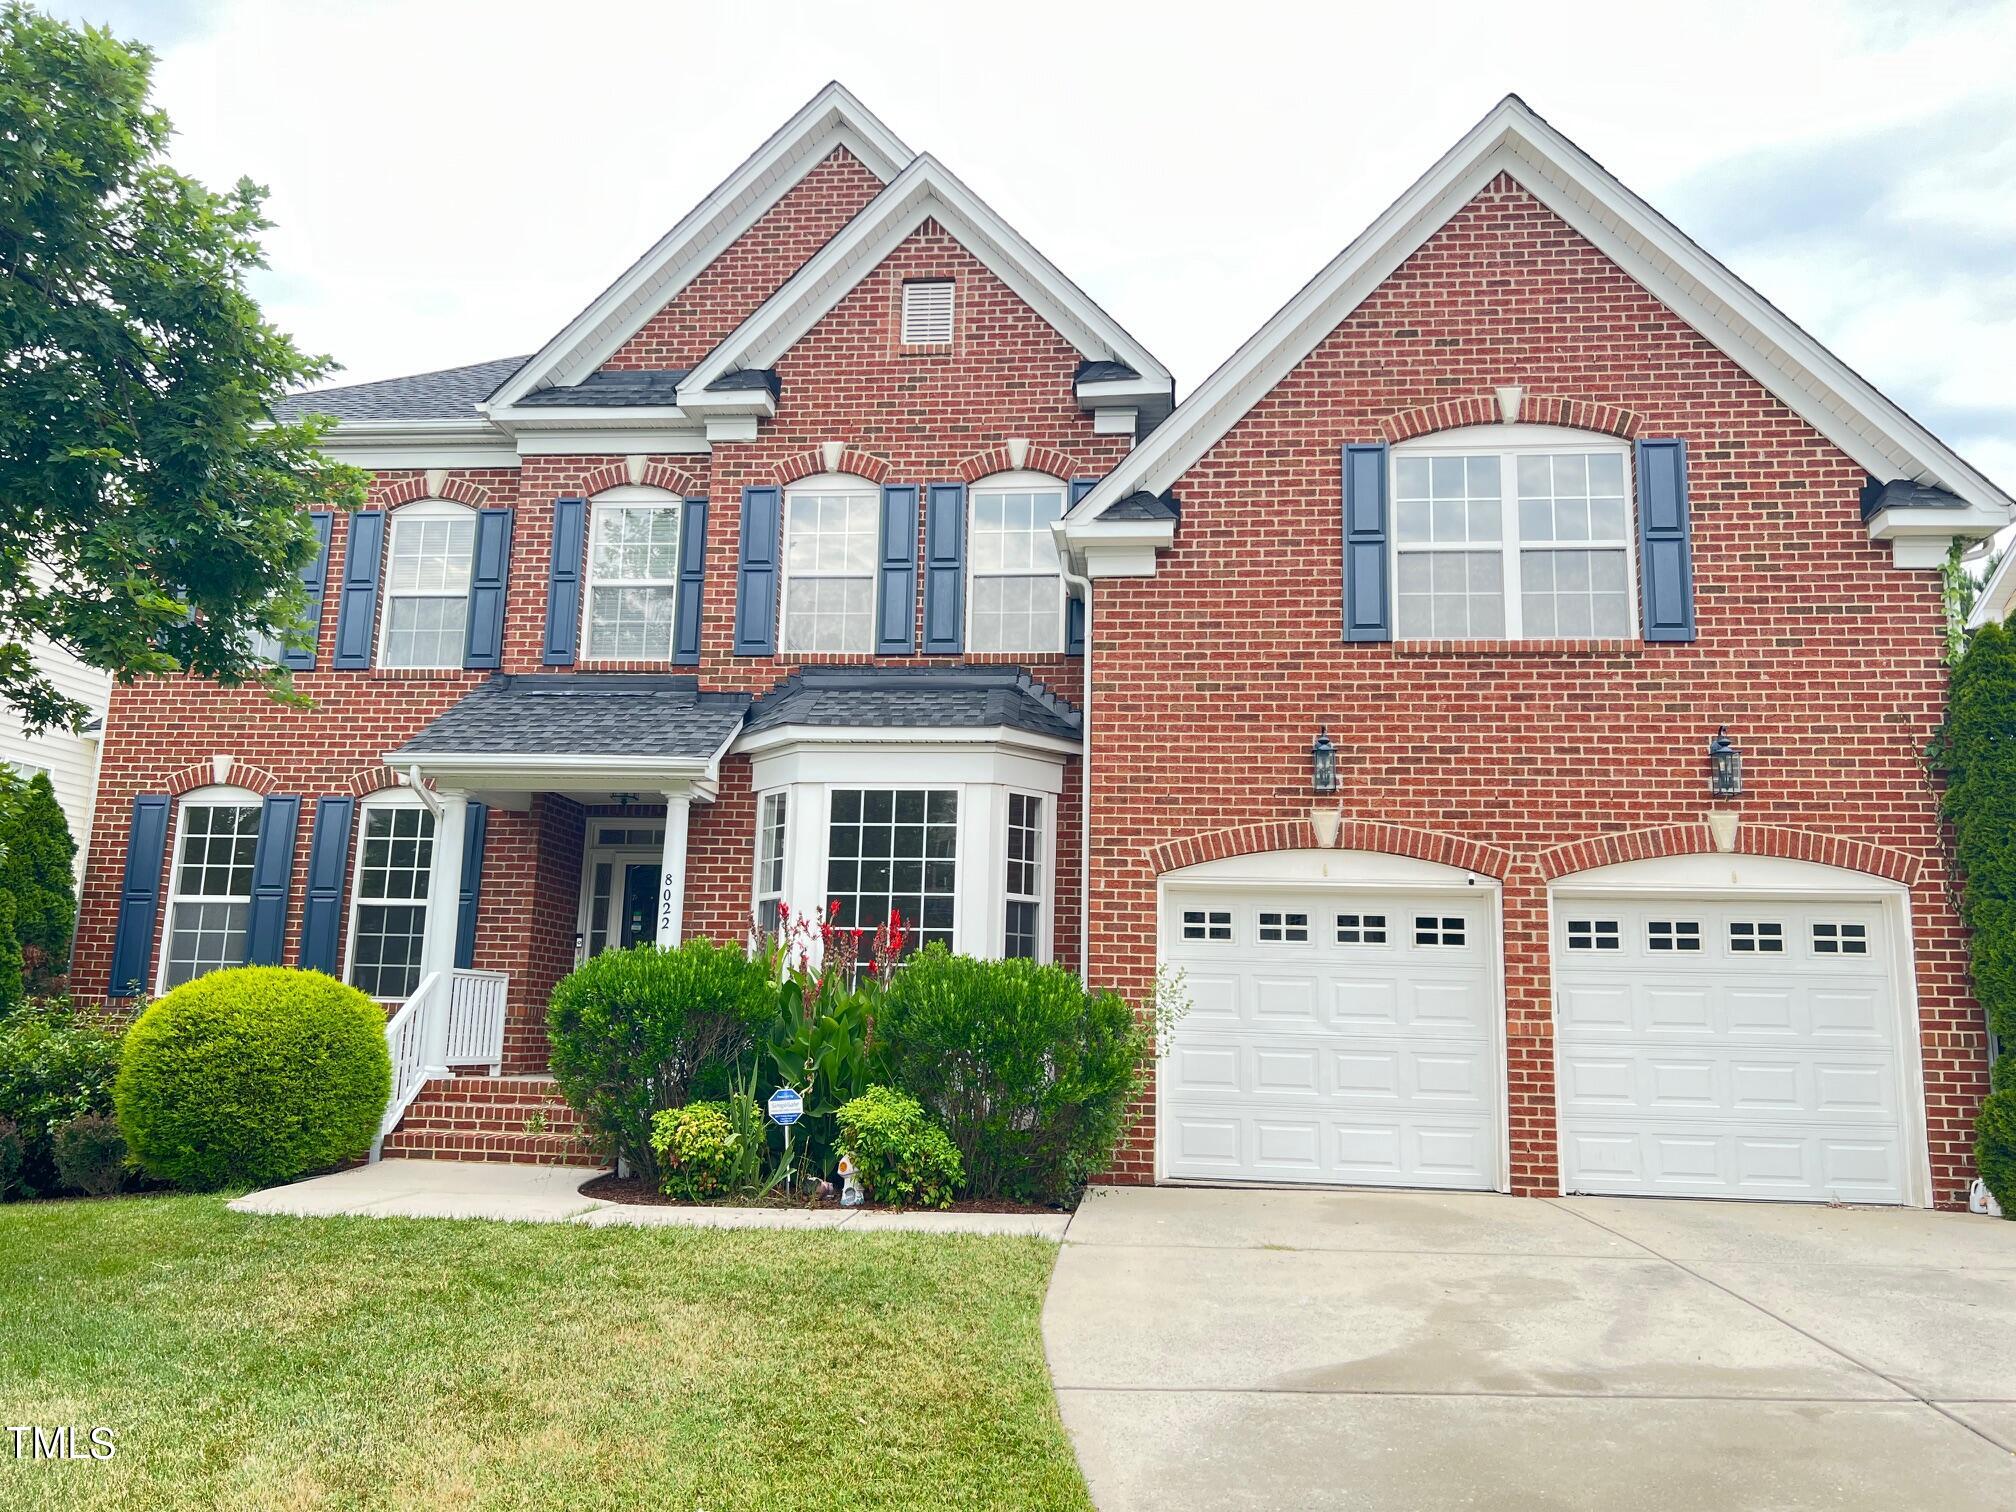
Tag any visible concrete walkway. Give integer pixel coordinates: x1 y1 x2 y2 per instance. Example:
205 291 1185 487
1044 1186 2016 1511
228 1159 1069 1238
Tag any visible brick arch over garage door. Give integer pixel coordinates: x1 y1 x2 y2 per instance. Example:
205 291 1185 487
1145 820 1516 881
1535 824 1924 888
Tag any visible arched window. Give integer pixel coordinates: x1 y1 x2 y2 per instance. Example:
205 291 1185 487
378 500 477 668
583 485 683 661
159 785 263 991
968 471 1067 654
1391 425 1636 641
781 473 879 654
346 788 436 1001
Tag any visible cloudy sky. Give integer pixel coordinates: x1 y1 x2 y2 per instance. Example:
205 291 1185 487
52 0 2016 492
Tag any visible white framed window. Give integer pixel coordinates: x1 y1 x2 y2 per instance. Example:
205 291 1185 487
754 791 788 938
1258 910 1310 943
969 472 1067 654
825 788 958 951
158 786 262 991
901 279 954 345
1004 792 1044 960
346 793 436 1000
584 485 682 661
781 475 878 654
1181 908 1233 942
378 501 477 668
1392 425 1635 641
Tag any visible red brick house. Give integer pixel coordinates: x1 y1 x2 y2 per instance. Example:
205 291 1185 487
77 89 2008 1205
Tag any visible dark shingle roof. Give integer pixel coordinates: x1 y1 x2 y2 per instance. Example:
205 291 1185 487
1860 477 1967 521
1102 490 1180 522
1075 359 1139 385
706 367 781 396
393 675 750 758
272 356 531 423
746 666 1080 742
515 370 690 407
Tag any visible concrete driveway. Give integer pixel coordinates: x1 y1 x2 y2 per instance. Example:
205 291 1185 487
1043 1187 2016 1511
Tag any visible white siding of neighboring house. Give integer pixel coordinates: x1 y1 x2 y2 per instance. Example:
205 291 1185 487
0 636 112 880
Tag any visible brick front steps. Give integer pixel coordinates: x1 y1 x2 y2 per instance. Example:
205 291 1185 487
380 1075 606 1168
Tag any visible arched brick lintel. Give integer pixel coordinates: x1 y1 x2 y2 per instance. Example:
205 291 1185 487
956 442 1086 485
579 461 704 499
1536 824 1924 888
768 446 892 488
344 764 420 800
1147 820 1517 881
164 760 280 798
1379 394 1642 445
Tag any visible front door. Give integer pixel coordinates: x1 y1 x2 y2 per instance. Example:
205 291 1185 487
619 862 662 949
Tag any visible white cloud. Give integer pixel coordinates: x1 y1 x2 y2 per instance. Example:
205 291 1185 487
49 0 2016 490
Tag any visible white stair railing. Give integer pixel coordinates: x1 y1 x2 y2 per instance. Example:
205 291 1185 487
372 971 442 1161
444 968 509 1075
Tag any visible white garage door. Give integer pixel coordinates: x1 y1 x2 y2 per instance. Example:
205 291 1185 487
1555 896 1908 1203
1160 887 1501 1189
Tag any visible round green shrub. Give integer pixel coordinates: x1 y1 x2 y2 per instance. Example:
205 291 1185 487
836 1085 962 1209
547 939 777 1185
650 1101 738 1201
875 946 1149 1203
115 967 391 1190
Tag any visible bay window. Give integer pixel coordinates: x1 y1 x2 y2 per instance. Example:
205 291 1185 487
754 791 788 937
1392 429 1634 641
826 788 958 951
1004 793 1043 960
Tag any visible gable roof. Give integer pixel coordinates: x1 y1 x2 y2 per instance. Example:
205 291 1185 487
484 82 914 412
1067 94 2012 537
743 665 1081 744
675 152 1172 404
274 356 529 423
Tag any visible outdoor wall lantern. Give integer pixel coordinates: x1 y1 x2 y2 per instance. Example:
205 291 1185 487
1311 726 1338 794
1708 726 1743 798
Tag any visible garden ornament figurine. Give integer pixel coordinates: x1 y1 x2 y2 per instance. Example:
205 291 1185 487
837 1153 864 1207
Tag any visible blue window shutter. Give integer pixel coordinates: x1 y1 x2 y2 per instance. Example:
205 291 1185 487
1066 478 1096 655
455 801 488 970
1342 444 1391 643
875 484 919 655
1636 437 1697 642
673 497 708 666
923 482 966 654
298 796 355 977
280 512 334 671
543 498 586 666
331 510 385 669
463 507 514 669
734 486 781 657
244 794 301 965
107 795 170 996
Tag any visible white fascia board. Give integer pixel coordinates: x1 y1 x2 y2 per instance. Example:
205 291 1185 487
1057 517 1176 580
387 749 722 799
492 405 692 429
1075 374 1170 407
678 154 1172 400
314 420 520 471
486 84 913 412
677 387 777 419
1968 544 2016 629
731 723 1080 760
510 427 711 457
1069 95 2014 532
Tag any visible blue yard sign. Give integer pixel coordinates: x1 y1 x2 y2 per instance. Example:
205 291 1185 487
767 1088 804 1127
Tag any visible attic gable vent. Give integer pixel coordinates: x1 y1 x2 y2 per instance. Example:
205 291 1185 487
901 280 954 345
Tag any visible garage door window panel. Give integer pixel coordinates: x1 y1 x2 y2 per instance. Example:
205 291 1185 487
1335 912 1387 945
1648 919 1702 952
1181 908 1232 942
1729 920 1785 954
1567 918 1621 951
1812 922 1868 956
1257 910 1309 943
1414 915 1467 947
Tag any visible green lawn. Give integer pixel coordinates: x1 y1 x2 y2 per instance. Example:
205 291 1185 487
0 1195 1092 1511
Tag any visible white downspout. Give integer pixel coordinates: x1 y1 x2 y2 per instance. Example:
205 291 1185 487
1058 551 1093 980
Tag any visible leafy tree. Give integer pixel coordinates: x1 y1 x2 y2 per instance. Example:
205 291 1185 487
1941 620 2016 1213
0 4 364 734
0 770 74 985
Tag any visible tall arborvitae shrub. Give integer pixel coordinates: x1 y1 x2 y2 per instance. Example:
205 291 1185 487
0 773 77 987
1941 620 2016 1213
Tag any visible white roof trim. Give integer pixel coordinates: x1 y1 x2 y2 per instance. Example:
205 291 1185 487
485 83 913 413
1070 94 2013 530
678 153 1172 400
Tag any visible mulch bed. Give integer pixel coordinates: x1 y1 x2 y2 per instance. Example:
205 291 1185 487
578 1172 1063 1216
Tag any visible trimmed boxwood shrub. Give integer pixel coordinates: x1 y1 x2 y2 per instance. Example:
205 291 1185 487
875 946 1149 1202
115 967 391 1191
650 1101 737 1202
547 940 776 1185
1942 621 2016 1216
0 998 118 1196
837 1085 961 1209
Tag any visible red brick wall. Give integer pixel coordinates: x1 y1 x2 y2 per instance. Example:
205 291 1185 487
75 209 1112 1076
1086 173 1982 1206
601 148 886 373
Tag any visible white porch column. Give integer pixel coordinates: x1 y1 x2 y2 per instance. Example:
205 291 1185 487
656 791 691 947
419 788 469 1076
